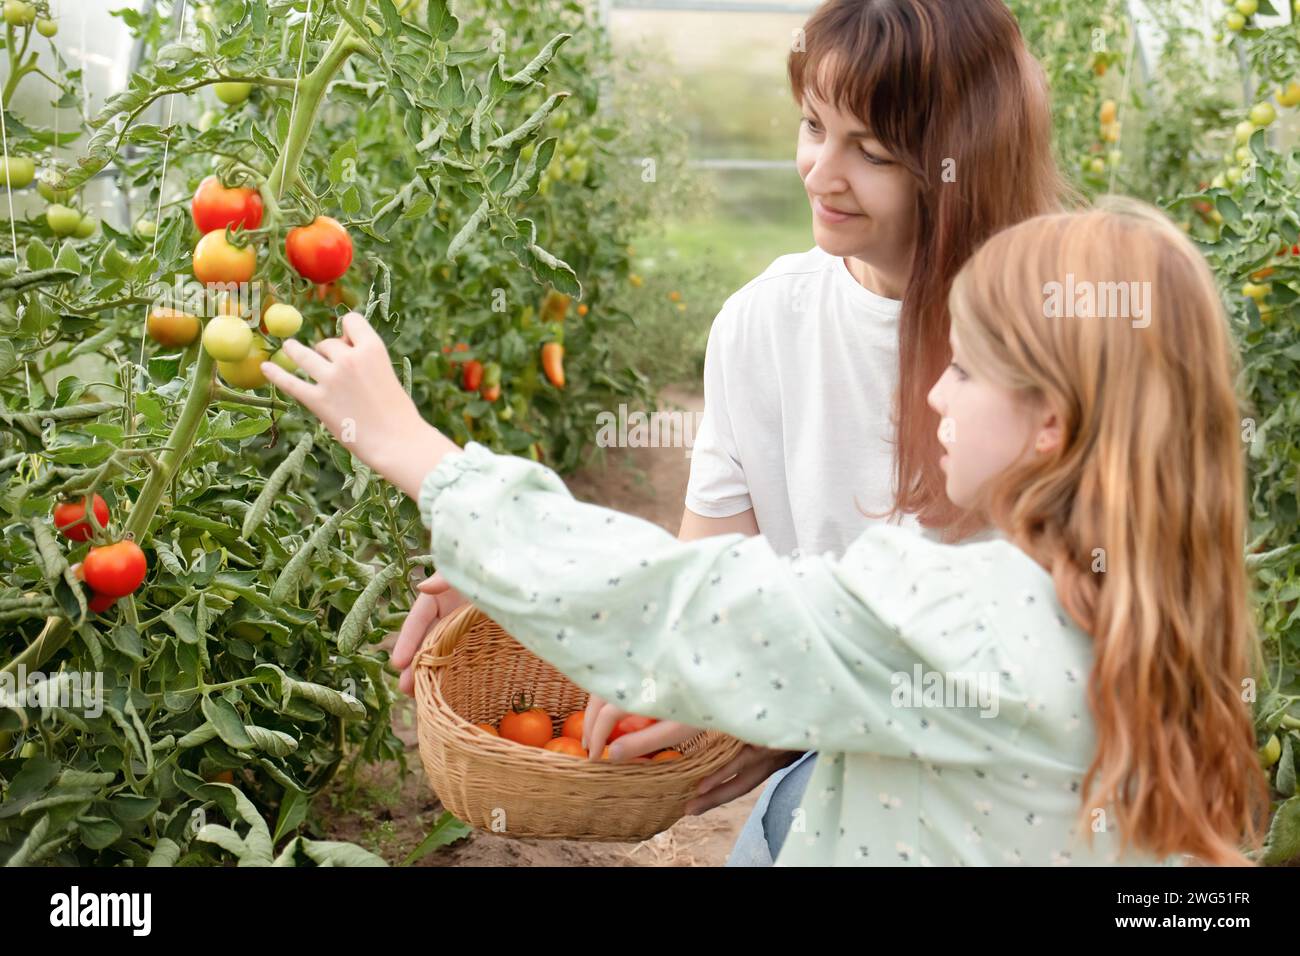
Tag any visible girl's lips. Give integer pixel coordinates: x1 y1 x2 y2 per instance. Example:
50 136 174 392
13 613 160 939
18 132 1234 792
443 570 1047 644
813 197 860 223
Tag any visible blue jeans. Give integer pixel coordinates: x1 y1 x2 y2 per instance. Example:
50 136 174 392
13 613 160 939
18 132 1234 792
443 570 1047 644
724 752 818 866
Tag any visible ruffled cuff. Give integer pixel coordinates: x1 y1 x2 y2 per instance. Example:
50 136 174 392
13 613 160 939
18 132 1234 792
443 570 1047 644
416 441 495 529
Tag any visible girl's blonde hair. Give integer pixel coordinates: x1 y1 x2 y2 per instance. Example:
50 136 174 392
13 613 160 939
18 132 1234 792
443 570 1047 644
949 197 1269 865
788 0 1077 543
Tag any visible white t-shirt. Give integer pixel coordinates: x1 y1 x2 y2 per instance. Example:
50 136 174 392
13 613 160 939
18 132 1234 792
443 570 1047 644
685 244 923 558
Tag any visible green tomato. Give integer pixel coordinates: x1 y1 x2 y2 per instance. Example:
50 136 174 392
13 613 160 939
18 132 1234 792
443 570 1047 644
35 17 54 37
2 1 34 27
1235 0 1258 15
269 347 297 372
202 315 254 361
567 156 589 182
1248 101 1276 127
45 203 81 236
1234 120 1255 145
262 303 303 338
1260 733 1282 768
134 218 157 239
1226 165 1242 185
1107 149 1122 167
0 155 33 189
19 741 38 758
1087 157 1106 176
1211 173 1227 189
1225 10 1246 30
213 82 252 106
73 214 98 239
36 176 71 203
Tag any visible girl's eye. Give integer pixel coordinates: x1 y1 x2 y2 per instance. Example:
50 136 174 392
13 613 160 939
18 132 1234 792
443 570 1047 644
948 361 968 380
801 117 821 133
861 150 888 165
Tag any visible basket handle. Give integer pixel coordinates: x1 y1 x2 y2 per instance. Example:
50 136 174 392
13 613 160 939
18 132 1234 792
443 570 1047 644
413 601 486 671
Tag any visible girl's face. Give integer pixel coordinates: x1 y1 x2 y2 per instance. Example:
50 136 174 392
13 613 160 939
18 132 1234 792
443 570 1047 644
795 90 919 284
926 328 1060 509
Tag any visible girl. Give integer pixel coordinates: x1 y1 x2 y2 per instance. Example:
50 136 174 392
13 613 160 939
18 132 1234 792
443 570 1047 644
392 0 1075 863
262 198 1268 866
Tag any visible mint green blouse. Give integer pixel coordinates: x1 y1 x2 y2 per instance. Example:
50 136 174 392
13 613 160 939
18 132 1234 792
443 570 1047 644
417 442 1176 867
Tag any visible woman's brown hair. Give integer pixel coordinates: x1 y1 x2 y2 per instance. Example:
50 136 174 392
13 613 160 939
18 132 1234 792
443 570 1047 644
949 197 1269 864
788 0 1076 541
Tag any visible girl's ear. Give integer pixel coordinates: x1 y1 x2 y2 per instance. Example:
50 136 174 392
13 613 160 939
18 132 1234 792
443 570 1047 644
1034 411 1063 456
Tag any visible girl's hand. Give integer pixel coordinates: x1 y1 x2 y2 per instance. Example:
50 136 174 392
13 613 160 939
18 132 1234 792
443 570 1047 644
261 312 459 499
582 694 707 764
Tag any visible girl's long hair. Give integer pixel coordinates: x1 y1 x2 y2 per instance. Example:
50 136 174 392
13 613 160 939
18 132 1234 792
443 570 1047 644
949 197 1269 865
788 0 1076 542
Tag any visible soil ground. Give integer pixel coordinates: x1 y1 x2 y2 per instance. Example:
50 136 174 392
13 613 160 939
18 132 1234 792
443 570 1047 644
315 386 762 866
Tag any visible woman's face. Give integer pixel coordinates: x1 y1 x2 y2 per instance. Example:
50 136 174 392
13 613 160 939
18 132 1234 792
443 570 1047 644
926 327 1059 509
795 89 919 282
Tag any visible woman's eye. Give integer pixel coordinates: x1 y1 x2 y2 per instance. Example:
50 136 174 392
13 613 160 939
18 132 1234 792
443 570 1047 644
861 150 887 165
948 361 968 380
802 117 821 133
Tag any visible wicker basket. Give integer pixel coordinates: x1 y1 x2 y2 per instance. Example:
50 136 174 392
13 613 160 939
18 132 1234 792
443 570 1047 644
414 603 748 842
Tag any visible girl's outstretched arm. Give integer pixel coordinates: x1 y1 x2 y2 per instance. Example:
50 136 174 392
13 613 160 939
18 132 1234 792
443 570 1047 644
264 313 1032 762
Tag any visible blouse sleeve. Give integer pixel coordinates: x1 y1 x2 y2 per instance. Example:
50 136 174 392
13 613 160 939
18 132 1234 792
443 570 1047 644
418 442 1033 762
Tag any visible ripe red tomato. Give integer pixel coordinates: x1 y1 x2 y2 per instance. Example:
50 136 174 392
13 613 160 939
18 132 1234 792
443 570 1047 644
498 703 553 748
82 540 147 598
561 711 584 741
651 750 683 762
191 175 264 235
607 715 657 743
461 359 484 392
87 591 117 613
53 494 109 541
193 230 256 285
285 216 353 284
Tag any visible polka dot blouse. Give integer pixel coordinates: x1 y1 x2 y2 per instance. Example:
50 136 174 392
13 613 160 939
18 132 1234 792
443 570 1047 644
419 442 1179 867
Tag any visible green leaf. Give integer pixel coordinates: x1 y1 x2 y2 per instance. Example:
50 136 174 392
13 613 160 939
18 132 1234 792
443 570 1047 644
201 695 253 750
401 810 472 865
1260 794 1300 864
426 0 458 41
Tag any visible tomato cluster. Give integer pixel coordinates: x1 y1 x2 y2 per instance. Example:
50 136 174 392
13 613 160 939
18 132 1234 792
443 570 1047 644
475 696 682 763
49 494 149 612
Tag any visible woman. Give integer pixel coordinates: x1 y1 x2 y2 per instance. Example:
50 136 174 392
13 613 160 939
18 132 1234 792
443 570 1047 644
263 198 1268 866
392 0 1075 866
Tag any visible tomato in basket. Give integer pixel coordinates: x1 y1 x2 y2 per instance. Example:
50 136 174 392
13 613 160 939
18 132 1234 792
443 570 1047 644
543 737 586 757
499 694 554 748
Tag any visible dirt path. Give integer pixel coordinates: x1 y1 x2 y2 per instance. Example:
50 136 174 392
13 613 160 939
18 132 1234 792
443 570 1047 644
318 386 762 866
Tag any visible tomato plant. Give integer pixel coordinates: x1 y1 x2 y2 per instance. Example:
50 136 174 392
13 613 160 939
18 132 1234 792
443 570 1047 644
52 493 109 542
192 230 256 284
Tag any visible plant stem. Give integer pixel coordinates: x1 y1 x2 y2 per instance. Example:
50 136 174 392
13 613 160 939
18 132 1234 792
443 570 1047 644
124 348 216 541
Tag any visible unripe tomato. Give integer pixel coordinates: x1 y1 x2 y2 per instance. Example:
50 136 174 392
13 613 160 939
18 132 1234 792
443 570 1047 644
1260 733 1282 768
193 230 256 284
1234 121 1255 145
35 16 54 37
134 218 157 239
1249 101 1276 127
0 155 33 189
269 347 297 372
285 216 352 283
147 307 201 347
213 81 252 106
36 176 70 203
202 315 253 361
1098 99 1117 127
1235 0 1258 15
73 214 98 239
262 302 303 337
1225 10 1245 30
45 203 80 236
3 1 34 27
1278 81 1300 108
53 493 110 541
1242 281 1271 301
217 340 270 389
82 540 147 598
191 175 264 235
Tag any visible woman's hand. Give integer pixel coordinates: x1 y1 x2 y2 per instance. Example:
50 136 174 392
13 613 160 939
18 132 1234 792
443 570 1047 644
260 312 460 499
686 746 804 816
391 572 468 696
